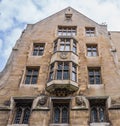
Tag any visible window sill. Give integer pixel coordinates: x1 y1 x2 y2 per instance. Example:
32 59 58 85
20 84 38 88
88 84 104 88
49 124 69 126
89 122 110 126
7 124 28 126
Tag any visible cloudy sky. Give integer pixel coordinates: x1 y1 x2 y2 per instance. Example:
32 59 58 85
0 0 120 72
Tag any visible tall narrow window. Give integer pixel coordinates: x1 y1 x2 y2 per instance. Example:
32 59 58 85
85 27 95 37
33 43 45 56
88 67 101 84
89 99 108 123
14 100 32 124
87 45 98 56
72 63 77 81
58 26 77 36
53 102 69 123
24 67 39 84
49 63 54 81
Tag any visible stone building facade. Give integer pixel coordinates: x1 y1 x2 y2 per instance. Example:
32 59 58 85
0 7 120 126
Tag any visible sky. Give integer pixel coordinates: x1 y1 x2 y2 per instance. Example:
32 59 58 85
0 0 120 72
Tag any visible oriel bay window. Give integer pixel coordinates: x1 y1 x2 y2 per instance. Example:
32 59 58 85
89 99 108 123
49 62 77 81
53 101 69 124
54 38 77 53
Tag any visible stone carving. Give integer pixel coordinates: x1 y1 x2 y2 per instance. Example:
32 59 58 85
111 97 120 105
38 94 47 106
76 96 86 107
60 52 68 59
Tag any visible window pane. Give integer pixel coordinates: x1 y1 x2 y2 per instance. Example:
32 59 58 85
22 108 30 124
93 51 97 56
49 72 53 81
88 51 92 56
91 108 98 122
33 50 37 55
63 71 69 79
62 107 68 123
57 71 62 80
14 108 22 124
99 107 105 122
54 108 60 123
60 45 64 51
33 70 38 76
58 63 63 70
31 76 37 84
72 72 76 81
25 76 31 84
89 77 94 84
95 76 101 84
72 46 76 53
65 45 70 51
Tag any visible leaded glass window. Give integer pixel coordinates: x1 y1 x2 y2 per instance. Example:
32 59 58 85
53 102 69 123
24 67 39 84
14 101 32 124
89 99 108 123
33 43 45 56
88 68 101 84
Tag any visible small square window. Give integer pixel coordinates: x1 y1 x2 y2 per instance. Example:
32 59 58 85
33 43 45 56
88 67 101 84
85 27 95 37
87 44 98 56
24 67 39 84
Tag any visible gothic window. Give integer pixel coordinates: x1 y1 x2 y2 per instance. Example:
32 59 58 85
85 27 95 37
89 99 108 123
33 43 45 56
88 67 101 84
48 62 77 82
58 26 76 36
54 38 77 54
87 44 98 56
13 100 32 124
53 102 69 123
24 67 39 84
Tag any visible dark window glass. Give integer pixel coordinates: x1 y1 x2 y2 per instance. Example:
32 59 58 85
24 68 39 84
87 45 98 56
53 103 69 124
14 108 22 124
14 102 32 124
22 108 31 124
90 99 107 123
33 43 45 56
88 68 101 84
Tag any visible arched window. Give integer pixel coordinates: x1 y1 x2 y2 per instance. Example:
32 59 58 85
14 107 22 124
22 107 31 124
91 107 97 122
53 102 69 124
54 107 60 123
62 106 68 123
99 107 105 122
